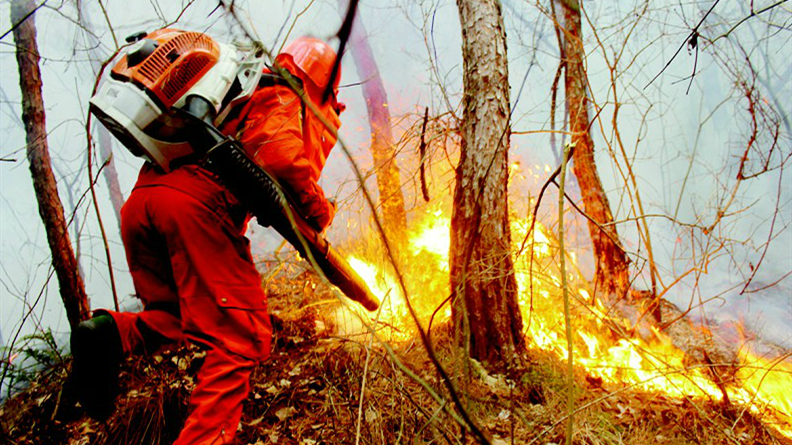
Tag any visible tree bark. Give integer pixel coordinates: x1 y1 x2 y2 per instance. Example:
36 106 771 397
12 0 90 328
341 0 408 249
557 0 630 302
451 0 523 364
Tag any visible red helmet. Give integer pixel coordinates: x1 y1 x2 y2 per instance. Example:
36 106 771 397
278 37 340 90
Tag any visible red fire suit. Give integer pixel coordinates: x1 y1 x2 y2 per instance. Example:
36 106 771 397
102 57 341 445
224 57 340 229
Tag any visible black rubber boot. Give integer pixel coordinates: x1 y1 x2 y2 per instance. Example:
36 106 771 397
70 313 123 420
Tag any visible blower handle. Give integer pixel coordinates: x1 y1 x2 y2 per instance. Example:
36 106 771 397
181 111 380 312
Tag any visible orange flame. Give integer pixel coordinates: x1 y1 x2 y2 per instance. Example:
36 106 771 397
341 200 792 437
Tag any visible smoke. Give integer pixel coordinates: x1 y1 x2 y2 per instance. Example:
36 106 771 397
0 0 789 356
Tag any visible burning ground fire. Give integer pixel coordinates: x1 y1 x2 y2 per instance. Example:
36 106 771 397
338 203 792 437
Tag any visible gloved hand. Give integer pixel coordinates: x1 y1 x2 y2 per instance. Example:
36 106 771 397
316 198 336 236
319 198 337 235
306 197 336 233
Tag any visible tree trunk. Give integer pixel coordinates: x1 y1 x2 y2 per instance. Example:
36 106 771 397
557 0 630 303
96 127 125 230
77 2 126 230
12 0 90 328
341 0 408 250
451 0 523 364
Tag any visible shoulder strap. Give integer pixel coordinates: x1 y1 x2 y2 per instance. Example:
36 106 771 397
259 66 303 89
259 67 307 125
258 72 290 88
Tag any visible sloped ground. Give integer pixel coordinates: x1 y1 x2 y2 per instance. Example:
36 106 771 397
1 265 790 445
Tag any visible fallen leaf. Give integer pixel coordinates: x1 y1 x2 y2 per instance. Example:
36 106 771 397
172 356 188 371
192 350 207 360
491 436 510 445
275 406 297 421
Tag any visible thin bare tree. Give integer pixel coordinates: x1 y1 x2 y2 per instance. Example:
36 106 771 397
77 2 126 229
11 0 90 328
340 0 408 250
554 0 630 304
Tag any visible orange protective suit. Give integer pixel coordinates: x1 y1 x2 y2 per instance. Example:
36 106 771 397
223 56 341 230
108 164 269 445
102 56 341 445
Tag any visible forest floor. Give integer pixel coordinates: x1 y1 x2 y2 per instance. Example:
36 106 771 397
1 262 790 445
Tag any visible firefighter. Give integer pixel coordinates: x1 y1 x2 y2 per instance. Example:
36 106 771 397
70 36 344 445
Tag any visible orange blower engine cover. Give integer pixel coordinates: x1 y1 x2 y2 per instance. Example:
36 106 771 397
110 29 221 110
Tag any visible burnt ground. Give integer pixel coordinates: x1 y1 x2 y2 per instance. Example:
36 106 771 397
1 265 790 445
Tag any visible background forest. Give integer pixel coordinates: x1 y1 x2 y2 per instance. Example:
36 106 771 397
0 0 790 444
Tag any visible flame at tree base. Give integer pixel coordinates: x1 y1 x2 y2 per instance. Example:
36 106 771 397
338 210 792 438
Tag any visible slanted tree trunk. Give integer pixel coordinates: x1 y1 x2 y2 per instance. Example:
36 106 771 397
451 0 523 364
340 0 408 251
12 0 90 328
95 127 125 230
77 3 125 229
557 0 630 303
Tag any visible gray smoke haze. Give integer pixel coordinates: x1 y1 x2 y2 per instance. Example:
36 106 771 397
0 0 789 363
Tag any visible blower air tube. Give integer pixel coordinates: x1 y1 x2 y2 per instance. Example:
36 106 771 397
202 138 380 312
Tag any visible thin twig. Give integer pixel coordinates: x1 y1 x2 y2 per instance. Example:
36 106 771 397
419 107 430 202
96 0 118 50
355 288 386 445
0 0 47 42
85 48 126 312
516 142 575 331
710 0 790 44
686 34 699 95
558 142 575 445
323 0 359 104
644 0 722 89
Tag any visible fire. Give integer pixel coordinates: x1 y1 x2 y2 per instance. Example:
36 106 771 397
341 206 792 437
346 256 409 329
409 212 450 269
739 353 792 425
